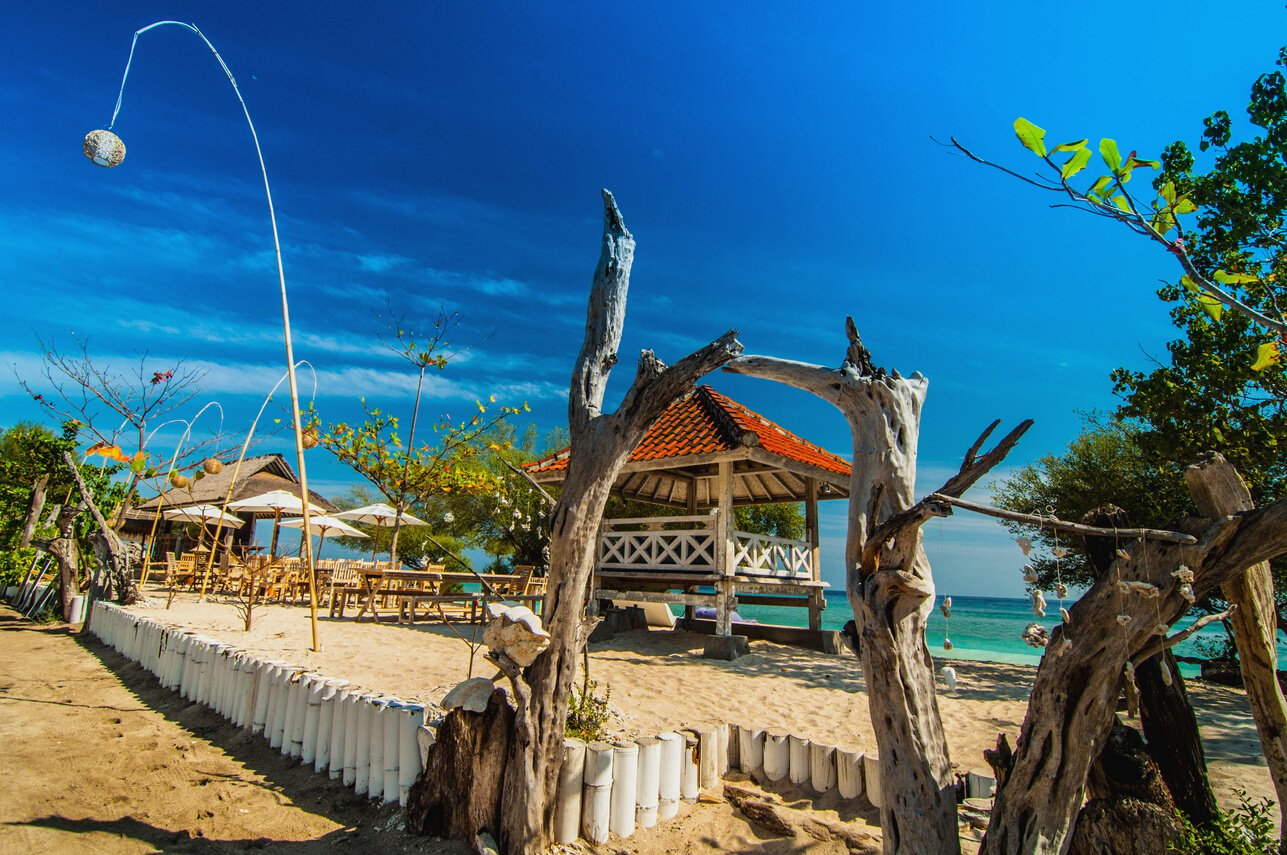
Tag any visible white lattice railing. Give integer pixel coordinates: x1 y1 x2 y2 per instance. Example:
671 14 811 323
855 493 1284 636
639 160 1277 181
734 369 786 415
597 515 813 579
732 530 812 578
599 515 717 572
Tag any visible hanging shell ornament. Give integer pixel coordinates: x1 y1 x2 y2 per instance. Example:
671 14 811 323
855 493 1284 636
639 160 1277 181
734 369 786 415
1180 584 1196 604
1172 566 1194 583
202 458 224 475
1021 623 1050 648
1160 660 1173 687
939 596 953 619
1155 623 1169 636
1122 581 1160 599
1022 564 1039 583
941 665 958 691
1054 582 1068 599
943 637 954 650
1015 537 1033 556
1031 589 1047 618
1116 614 1133 625
1052 547 1068 558
1116 548 1132 562
1060 607 1072 625
83 129 126 168
1055 638 1073 657
301 427 320 450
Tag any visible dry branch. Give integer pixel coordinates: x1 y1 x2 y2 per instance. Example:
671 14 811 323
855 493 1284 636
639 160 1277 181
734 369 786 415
927 494 1198 544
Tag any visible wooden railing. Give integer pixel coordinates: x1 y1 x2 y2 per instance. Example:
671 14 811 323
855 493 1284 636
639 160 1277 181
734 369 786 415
598 514 812 579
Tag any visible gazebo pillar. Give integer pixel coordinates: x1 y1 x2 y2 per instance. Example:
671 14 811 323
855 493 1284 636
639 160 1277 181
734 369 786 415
805 478 824 631
713 460 735 636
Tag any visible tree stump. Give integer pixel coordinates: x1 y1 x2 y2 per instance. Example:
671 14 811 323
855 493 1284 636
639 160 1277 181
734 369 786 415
406 686 514 842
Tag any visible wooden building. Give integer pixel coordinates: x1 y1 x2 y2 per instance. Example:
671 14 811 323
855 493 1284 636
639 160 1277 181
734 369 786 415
524 386 850 646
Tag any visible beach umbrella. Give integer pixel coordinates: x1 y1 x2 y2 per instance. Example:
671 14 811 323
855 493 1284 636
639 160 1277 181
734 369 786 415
280 514 367 560
334 502 428 563
161 505 245 528
229 489 327 558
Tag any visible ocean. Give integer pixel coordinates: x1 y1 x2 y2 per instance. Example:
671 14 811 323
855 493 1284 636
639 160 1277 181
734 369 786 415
734 590 1275 678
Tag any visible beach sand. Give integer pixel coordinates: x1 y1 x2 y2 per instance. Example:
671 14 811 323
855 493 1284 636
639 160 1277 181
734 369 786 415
2 589 1273 853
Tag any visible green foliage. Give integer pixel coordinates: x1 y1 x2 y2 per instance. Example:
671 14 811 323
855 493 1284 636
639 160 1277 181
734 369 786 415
566 679 612 742
991 415 1194 590
1171 790 1279 854
735 503 806 540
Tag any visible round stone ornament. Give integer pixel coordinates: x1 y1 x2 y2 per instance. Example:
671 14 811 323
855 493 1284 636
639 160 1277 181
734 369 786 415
84 129 126 168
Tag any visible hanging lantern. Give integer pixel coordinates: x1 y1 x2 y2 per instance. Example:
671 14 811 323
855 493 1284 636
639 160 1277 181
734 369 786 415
301 427 320 449
84 129 126 168
202 458 224 475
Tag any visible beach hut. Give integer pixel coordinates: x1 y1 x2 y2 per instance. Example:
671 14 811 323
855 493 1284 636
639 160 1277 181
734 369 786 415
125 453 337 557
524 386 850 654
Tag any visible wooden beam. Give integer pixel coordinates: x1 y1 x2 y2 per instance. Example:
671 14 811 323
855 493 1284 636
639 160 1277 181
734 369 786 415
805 478 820 585
928 493 1198 544
596 589 718 607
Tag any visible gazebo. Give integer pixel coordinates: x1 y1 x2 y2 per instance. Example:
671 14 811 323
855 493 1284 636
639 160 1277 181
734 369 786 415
524 386 850 651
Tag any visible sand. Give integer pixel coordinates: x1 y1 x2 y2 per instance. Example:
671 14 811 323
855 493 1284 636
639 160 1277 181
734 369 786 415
2 588 1276 852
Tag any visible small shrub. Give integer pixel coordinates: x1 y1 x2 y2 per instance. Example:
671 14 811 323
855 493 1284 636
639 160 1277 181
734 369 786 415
566 679 611 742
1171 790 1279 855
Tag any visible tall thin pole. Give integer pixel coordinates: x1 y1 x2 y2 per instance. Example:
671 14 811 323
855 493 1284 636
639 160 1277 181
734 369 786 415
101 21 321 649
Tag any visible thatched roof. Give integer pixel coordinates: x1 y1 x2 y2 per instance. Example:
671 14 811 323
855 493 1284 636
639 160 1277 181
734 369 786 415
131 454 337 518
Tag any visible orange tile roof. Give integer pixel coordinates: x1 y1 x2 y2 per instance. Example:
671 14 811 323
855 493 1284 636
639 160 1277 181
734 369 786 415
524 386 850 478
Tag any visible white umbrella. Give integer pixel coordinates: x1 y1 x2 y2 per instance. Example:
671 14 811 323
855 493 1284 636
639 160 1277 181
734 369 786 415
280 514 367 560
161 504 245 527
229 489 328 558
334 502 428 562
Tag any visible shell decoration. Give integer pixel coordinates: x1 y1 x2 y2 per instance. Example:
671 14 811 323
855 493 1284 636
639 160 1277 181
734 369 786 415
1116 614 1132 626
1060 607 1072 625
941 665 958 691
1031 589 1047 618
1015 537 1033 556
1021 622 1049 648
84 129 126 168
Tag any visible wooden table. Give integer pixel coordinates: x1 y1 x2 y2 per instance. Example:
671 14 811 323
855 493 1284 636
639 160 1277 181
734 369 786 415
352 569 534 623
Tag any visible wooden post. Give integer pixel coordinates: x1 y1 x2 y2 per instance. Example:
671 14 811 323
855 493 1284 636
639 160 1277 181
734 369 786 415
789 735 810 785
657 731 683 820
810 742 837 793
714 461 735 636
635 736 661 829
679 730 700 801
763 731 790 782
837 749 865 799
609 741 638 838
581 741 614 845
805 478 823 630
738 726 765 775
555 738 586 843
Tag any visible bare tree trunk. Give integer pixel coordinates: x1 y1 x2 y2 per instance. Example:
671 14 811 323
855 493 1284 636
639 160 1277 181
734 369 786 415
19 474 49 549
32 502 84 621
1183 455 1287 843
728 323 1029 855
417 192 741 854
62 451 138 605
982 454 1287 854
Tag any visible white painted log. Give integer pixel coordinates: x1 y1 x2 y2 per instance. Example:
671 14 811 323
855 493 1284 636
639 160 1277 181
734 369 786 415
397 704 425 806
329 687 354 780
353 693 376 796
723 723 737 773
367 696 391 800
695 723 721 790
966 772 996 799
555 738 586 844
738 726 765 775
266 665 292 749
198 642 222 706
382 698 404 804
679 730 699 801
344 693 367 788
178 637 200 700
213 648 233 716
285 671 311 758
581 741 614 845
314 680 345 773
251 660 278 735
763 731 790 782
864 752 883 808
836 749 865 799
416 724 437 771
234 654 255 726
610 741 638 838
635 736 661 829
789 735 811 786
657 731 682 820
810 742 836 793
301 675 326 765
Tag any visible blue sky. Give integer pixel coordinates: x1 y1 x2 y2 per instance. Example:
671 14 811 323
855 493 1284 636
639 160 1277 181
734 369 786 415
4 3 1284 596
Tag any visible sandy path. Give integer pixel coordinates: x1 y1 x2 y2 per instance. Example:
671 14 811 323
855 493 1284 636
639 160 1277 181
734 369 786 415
0 605 468 855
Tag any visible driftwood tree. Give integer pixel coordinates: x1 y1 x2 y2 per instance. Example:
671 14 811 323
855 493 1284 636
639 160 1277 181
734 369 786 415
410 191 742 854
727 321 1031 855
947 453 1287 853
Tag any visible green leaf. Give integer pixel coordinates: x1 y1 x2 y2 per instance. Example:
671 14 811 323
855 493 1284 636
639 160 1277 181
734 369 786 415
1150 213 1175 236
1052 138 1088 153
1014 117 1048 157
1251 341 1281 371
1099 138 1123 173
1061 147 1092 179
1180 275 1200 295
1109 195 1131 213
1088 175 1113 200
1159 181 1177 206
1213 269 1259 285
1174 198 1198 214
1129 157 1160 170
130 455 146 474
1197 293 1224 321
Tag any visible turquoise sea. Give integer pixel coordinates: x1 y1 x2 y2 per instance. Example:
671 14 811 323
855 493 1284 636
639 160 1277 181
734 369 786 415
734 590 1279 678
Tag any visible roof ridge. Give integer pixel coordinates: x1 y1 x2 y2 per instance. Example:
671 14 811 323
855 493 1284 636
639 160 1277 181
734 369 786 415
694 386 760 448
